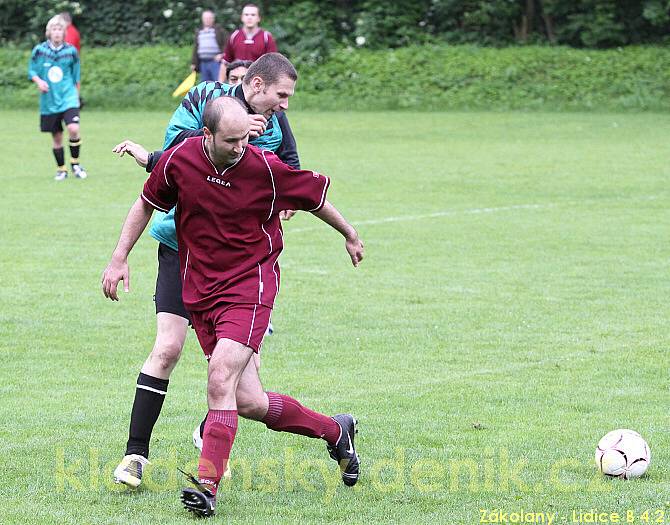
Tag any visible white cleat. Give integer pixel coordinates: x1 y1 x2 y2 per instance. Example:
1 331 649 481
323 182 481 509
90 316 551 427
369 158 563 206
54 170 67 181
72 164 88 179
113 454 148 488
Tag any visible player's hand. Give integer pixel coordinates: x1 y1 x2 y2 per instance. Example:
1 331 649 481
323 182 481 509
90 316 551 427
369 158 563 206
191 64 197 72
279 210 297 221
112 140 149 168
345 234 364 267
214 53 224 62
101 257 130 301
248 114 267 139
36 79 49 93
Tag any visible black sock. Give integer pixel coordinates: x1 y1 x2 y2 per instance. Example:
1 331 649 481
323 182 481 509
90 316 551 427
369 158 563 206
52 147 65 169
125 372 169 458
69 137 81 164
199 416 206 439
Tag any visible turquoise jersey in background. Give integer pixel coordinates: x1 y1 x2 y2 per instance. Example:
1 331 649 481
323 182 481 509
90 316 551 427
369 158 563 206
28 41 80 115
150 81 285 251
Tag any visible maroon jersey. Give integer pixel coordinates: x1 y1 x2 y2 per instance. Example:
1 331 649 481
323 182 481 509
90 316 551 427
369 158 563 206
141 137 329 312
223 28 277 62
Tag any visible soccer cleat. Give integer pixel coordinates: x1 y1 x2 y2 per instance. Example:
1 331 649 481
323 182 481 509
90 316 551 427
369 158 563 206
193 423 232 479
72 164 88 179
54 169 68 181
327 414 360 486
179 469 216 518
113 454 148 488
193 423 203 452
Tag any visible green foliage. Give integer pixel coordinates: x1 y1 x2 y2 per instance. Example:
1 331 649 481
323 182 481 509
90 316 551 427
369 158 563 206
7 44 666 113
2 0 670 53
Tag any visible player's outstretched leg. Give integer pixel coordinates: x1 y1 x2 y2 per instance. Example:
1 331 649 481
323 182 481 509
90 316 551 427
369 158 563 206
261 392 361 486
327 414 360 486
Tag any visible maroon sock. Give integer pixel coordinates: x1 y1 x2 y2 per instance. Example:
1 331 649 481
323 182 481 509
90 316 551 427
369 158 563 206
198 409 238 495
262 392 340 444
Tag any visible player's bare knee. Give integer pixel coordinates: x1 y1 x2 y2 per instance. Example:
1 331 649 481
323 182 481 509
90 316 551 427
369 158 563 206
149 340 183 371
67 124 80 138
207 368 237 402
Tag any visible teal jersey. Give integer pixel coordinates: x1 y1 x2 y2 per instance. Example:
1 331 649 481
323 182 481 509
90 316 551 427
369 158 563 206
28 41 80 115
151 81 284 250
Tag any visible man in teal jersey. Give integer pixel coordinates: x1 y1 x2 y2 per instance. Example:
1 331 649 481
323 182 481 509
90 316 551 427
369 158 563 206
28 15 87 181
111 53 302 488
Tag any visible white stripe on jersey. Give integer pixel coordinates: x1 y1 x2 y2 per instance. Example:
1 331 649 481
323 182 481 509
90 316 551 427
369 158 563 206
261 150 277 220
141 193 170 213
307 173 329 211
246 304 258 346
163 138 190 187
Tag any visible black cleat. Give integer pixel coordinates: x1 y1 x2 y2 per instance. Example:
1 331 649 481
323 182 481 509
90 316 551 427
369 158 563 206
327 414 360 486
179 469 216 517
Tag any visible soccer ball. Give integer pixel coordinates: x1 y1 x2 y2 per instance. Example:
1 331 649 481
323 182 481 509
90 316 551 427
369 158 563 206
595 429 650 479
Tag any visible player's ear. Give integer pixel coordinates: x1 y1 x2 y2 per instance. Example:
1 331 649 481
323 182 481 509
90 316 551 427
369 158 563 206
203 126 213 139
251 75 264 93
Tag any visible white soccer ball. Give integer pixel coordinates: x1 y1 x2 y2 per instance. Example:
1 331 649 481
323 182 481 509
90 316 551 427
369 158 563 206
595 429 650 479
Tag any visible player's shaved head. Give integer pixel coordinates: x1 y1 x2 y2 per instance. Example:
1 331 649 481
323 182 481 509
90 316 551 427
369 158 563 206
203 96 247 135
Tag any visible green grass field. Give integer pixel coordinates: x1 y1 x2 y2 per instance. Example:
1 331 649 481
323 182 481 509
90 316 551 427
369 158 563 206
1 109 669 524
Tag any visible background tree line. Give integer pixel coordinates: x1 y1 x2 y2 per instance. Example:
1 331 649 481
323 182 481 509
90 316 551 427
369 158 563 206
2 0 669 62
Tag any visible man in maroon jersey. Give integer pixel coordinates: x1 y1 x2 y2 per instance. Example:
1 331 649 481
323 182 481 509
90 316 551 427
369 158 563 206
223 3 277 63
102 97 364 518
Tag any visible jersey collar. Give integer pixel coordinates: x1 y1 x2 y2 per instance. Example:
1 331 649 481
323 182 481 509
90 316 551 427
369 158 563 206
231 84 255 115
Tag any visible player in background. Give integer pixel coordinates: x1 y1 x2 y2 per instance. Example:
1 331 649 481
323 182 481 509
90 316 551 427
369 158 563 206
222 4 277 64
60 12 80 53
102 96 363 517
60 12 85 109
219 59 252 84
29 15 87 181
111 53 301 488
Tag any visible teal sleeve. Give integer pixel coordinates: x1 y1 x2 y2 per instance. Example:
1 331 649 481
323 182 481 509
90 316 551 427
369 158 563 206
149 208 179 251
28 47 40 80
162 84 206 150
72 52 80 84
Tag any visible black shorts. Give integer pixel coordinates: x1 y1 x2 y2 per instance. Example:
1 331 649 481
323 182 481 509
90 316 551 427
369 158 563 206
154 243 191 322
40 108 80 133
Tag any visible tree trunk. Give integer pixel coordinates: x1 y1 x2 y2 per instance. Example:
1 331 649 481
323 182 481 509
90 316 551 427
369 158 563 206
536 0 556 42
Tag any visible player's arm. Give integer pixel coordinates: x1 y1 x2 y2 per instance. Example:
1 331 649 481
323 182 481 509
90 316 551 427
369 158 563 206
101 197 154 300
103 150 178 300
269 152 364 265
72 50 81 90
162 83 211 149
312 201 364 267
112 140 159 171
28 48 49 93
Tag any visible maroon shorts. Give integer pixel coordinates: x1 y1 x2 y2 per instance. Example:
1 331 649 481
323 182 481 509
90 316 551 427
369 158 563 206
190 302 272 359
